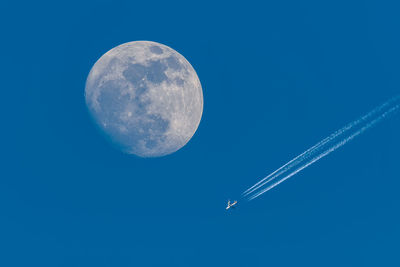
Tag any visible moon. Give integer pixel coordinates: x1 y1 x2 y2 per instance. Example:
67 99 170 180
85 41 203 157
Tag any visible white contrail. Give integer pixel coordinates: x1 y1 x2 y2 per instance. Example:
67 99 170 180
243 96 400 201
242 95 399 197
247 105 397 201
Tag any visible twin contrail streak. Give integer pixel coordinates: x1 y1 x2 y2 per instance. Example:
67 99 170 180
242 95 400 201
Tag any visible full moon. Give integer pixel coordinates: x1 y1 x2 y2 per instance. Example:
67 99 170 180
85 41 203 157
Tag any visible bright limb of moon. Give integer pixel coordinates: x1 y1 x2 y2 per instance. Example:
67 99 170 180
85 41 203 157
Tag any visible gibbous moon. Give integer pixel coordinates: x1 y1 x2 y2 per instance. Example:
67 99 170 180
85 41 203 157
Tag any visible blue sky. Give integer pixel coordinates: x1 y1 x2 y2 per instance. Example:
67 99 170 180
2 0 400 266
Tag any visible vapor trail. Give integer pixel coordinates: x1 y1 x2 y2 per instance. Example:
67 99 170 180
243 95 400 201
242 95 399 197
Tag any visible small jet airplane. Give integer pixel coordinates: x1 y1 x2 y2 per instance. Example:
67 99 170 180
226 200 237 210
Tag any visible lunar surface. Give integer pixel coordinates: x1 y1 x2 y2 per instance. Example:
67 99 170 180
85 41 203 157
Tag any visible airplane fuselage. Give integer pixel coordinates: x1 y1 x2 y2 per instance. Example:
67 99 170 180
226 200 237 210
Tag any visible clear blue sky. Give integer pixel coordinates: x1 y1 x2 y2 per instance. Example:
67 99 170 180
2 0 400 266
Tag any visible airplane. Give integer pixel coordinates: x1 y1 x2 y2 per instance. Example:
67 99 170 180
226 200 237 210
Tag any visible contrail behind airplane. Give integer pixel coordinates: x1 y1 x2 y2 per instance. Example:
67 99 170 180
242 95 399 197
243 95 400 201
